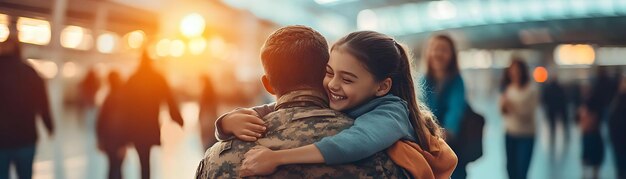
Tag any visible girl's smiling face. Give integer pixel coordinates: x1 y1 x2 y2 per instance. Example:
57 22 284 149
323 48 387 111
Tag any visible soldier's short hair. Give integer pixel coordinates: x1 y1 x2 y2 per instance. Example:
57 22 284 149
260 25 329 94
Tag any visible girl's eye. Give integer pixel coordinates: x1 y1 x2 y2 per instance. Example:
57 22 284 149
343 79 353 84
326 71 334 77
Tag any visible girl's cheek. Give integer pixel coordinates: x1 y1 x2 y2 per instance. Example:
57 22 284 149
323 78 331 90
342 85 352 96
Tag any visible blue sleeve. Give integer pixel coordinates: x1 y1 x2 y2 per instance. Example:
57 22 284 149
443 79 466 135
313 102 412 164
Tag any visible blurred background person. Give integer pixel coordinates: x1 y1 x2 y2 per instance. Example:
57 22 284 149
198 75 218 150
577 101 604 179
96 71 127 179
78 67 101 125
79 68 100 106
587 67 619 122
421 34 470 179
609 75 626 179
540 64 569 160
577 66 617 179
122 52 184 179
79 67 101 108
79 68 100 108
0 22 54 179
500 58 538 179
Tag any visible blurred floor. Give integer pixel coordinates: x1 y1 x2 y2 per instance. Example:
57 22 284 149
18 94 620 179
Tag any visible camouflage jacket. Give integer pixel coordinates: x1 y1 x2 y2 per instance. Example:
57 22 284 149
195 90 407 179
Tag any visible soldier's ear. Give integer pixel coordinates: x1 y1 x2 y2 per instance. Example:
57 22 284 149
261 75 275 95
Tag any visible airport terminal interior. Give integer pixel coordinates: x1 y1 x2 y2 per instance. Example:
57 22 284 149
0 0 625 178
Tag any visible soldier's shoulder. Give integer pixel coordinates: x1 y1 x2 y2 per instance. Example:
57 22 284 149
196 140 252 178
265 106 348 120
291 107 345 119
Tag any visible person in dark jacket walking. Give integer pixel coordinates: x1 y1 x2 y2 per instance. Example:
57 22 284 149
122 52 184 179
0 22 54 179
609 76 626 179
198 75 218 150
541 77 569 157
578 67 617 179
96 71 127 179
78 68 100 125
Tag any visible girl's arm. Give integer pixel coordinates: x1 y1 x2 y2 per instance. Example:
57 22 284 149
241 99 412 173
313 101 411 164
214 103 276 141
240 144 323 177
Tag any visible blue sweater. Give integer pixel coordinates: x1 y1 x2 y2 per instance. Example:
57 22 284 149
423 74 467 135
314 94 418 164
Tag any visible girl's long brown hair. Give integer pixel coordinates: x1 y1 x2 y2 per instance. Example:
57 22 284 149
332 31 442 151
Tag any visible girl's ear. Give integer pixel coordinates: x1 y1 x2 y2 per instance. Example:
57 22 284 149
375 78 392 96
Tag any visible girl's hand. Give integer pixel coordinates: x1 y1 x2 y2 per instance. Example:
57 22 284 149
220 108 266 141
239 146 281 177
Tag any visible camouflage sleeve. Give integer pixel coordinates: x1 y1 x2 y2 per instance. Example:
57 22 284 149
204 106 408 179
194 158 207 179
254 109 408 179
195 140 241 178
196 139 265 178
262 152 409 179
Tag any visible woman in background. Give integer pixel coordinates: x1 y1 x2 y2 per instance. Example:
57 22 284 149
422 34 468 179
499 58 538 179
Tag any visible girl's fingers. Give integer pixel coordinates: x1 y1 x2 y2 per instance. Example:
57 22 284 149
241 129 262 138
236 134 257 142
247 116 266 126
237 108 257 116
246 123 267 133
239 168 252 177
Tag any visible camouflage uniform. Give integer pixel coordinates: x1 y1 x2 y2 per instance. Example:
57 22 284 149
195 90 407 179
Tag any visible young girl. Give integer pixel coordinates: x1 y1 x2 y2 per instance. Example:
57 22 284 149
217 31 456 178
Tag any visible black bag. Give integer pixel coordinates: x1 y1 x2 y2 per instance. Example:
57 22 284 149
449 105 485 163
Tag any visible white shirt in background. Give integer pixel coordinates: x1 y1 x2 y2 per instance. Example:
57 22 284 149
502 83 539 137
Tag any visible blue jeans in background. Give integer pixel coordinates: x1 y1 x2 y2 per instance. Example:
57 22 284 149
505 134 535 179
0 145 36 179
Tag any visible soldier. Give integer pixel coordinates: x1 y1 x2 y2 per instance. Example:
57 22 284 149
195 25 406 178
